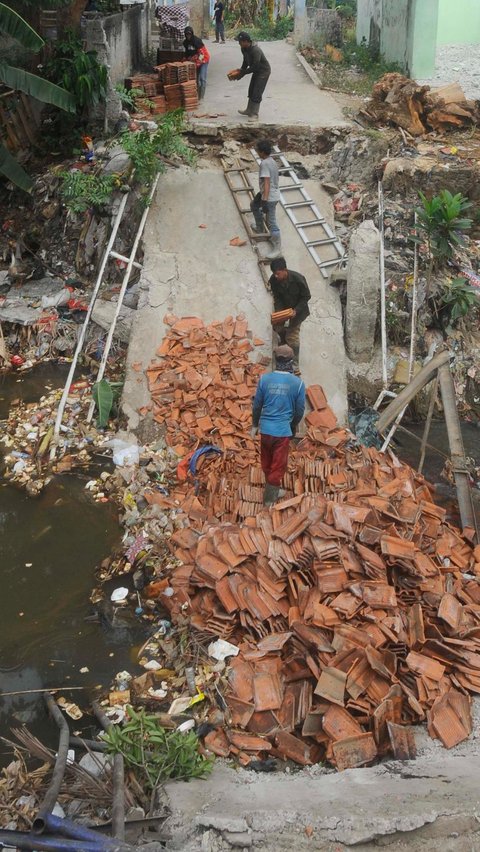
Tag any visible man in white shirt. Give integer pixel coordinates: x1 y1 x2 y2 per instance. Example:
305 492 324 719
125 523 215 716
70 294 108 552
250 138 282 259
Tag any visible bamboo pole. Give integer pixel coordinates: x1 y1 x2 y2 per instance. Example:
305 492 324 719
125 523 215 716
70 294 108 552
418 373 439 474
438 364 478 539
377 349 451 434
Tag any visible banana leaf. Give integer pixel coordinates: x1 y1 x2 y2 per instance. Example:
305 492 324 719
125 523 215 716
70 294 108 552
0 63 76 112
93 378 114 428
0 143 32 191
0 4 43 50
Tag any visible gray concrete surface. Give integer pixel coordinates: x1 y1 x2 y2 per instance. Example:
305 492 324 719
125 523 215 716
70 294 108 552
123 167 272 431
418 44 480 101
123 163 347 431
194 39 349 128
161 755 480 850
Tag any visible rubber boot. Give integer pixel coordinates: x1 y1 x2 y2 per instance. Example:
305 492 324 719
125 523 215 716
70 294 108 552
291 344 300 373
238 99 254 116
265 235 282 259
248 100 260 121
263 483 280 506
252 222 266 234
198 81 206 100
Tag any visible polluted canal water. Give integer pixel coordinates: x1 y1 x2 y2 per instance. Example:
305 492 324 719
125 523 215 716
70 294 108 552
0 365 139 753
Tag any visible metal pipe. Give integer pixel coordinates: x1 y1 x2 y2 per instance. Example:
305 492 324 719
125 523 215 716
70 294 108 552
33 694 70 833
438 363 479 539
93 702 125 841
50 191 130 460
0 831 104 851
38 814 129 849
378 180 388 389
86 174 161 424
408 214 418 381
418 374 439 474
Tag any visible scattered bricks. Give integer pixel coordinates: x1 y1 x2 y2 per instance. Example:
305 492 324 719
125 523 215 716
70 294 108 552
387 721 417 760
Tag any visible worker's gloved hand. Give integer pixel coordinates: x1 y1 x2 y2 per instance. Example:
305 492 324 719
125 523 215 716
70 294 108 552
291 421 298 437
250 426 258 438
261 200 269 214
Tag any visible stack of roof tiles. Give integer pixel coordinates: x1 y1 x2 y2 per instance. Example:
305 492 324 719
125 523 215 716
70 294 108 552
143 315 480 770
164 83 183 111
156 61 197 85
180 80 199 111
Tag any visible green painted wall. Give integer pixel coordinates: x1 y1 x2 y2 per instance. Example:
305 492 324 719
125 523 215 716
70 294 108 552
356 0 439 78
408 0 439 79
437 0 480 45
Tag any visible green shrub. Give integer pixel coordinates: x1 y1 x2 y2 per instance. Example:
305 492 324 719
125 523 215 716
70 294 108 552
60 170 121 213
102 706 214 789
42 30 107 112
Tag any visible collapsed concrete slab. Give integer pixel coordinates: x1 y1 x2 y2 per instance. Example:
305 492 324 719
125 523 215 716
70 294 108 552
345 219 380 364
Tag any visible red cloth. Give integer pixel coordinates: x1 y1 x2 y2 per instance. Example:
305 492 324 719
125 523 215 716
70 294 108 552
260 434 290 486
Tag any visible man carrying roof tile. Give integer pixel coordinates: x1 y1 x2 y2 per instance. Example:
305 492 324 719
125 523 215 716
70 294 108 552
251 345 305 507
269 257 311 373
231 31 271 120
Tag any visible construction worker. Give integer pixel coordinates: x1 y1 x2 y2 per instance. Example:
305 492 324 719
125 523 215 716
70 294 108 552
251 139 282 260
183 27 210 100
270 257 311 372
233 32 271 120
251 344 305 506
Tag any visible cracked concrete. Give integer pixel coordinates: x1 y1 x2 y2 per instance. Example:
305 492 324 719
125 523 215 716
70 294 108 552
159 755 480 851
123 165 347 434
191 39 349 130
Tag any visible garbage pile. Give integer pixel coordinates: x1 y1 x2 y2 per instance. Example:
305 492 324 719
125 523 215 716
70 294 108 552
96 315 480 772
361 74 480 136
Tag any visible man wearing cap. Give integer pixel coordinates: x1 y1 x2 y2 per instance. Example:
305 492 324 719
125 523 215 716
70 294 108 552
251 345 305 506
232 32 271 119
269 256 311 372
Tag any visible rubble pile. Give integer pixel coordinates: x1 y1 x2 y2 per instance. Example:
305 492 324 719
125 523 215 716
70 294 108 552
156 436 480 769
362 74 480 136
100 315 480 772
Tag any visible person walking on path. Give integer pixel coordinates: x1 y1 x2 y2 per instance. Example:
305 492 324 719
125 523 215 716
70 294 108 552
251 344 305 506
183 26 210 100
213 1 225 43
233 31 271 120
251 139 282 259
270 257 311 372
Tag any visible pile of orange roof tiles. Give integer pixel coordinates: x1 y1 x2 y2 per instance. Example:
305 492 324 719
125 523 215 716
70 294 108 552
143 316 480 770
145 314 270 458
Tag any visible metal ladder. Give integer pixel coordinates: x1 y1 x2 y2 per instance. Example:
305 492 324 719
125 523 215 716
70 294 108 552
222 161 272 286
250 146 346 278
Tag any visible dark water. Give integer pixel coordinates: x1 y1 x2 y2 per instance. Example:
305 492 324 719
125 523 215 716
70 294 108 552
394 420 480 525
0 365 141 759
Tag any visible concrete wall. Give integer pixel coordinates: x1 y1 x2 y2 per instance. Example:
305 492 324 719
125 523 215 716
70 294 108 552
356 0 438 78
437 0 480 45
85 4 152 85
293 0 338 47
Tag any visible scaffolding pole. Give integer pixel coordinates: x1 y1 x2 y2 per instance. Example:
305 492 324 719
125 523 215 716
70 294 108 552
86 174 160 424
49 192 130 461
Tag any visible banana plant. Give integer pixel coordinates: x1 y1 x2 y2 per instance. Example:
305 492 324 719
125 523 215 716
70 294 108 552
0 3 75 191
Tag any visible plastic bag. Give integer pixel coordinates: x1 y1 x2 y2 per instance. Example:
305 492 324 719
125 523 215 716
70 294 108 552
110 439 140 466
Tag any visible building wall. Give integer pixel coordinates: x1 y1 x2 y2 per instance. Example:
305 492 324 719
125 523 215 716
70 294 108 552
356 0 438 78
85 5 151 84
437 0 480 45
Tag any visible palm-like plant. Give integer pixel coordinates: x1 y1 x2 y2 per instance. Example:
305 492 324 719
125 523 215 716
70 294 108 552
0 3 75 191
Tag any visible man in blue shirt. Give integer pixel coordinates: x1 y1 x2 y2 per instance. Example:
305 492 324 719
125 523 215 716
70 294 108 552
251 345 305 506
